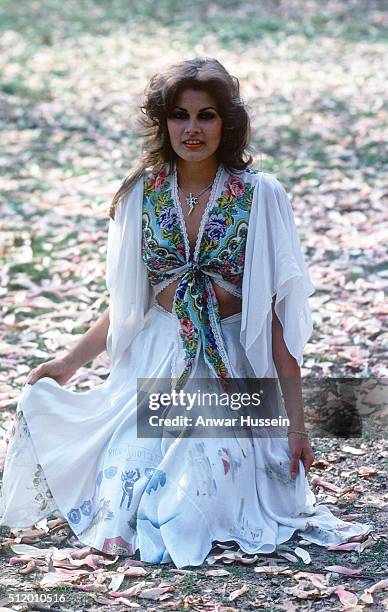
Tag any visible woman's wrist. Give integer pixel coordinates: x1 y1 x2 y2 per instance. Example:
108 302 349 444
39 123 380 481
287 421 307 432
61 352 83 372
287 428 309 438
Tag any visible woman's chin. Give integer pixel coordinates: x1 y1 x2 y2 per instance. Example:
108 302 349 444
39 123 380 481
174 149 216 163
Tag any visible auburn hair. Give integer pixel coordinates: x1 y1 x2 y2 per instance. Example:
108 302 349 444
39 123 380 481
108 57 254 219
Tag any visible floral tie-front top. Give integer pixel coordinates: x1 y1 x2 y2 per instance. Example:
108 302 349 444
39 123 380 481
141 162 257 390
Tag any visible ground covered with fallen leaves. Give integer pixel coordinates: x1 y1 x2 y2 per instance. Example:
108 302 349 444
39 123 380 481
0 0 387 610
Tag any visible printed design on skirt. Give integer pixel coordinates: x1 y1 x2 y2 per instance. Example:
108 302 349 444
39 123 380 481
188 441 217 497
218 447 242 482
66 465 168 531
102 536 133 556
67 497 94 525
10 409 30 440
8 411 56 513
302 523 332 543
32 463 55 513
120 469 141 509
261 461 297 488
233 497 263 543
119 467 167 510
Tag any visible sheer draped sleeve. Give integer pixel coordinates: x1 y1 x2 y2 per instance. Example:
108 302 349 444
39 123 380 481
106 175 151 368
105 170 315 376
241 172 316 377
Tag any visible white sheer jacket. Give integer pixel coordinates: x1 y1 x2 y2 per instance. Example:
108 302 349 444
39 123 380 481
105 170 316 378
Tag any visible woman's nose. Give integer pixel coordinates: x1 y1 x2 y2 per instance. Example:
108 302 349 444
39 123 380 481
185 117 200 133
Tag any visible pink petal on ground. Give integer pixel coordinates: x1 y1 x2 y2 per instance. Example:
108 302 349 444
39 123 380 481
325 565 363 575
326 542 360 551
110 581 147 597
335 587 358 605
124 559 145 568
366 578 388 594
70 546 93 559
311 476 342 494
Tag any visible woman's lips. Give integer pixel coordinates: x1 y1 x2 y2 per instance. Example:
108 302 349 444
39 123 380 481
183 142 204 149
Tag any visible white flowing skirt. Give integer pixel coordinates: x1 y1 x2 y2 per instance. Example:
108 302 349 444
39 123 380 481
0 304 373 568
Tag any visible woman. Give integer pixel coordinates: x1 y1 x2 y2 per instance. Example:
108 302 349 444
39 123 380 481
0 58 372 568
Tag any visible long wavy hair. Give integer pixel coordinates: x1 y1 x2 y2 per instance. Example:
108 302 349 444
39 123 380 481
108 57 254 219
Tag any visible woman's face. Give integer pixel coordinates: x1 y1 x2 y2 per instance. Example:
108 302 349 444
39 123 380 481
166 88 223 163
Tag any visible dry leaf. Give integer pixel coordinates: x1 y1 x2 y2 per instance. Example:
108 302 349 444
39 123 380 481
206 550 258 565
254 566 291 575
37 571 88 587
124 566 148 577
325 565 363 575
346 533 371 543
110 581 147 597
310 476 342 494
354 495 387 509
358 466 377 477
360 591 374 604
0 579 20 587
124 559 146 568
335 587 358 606
94 596 124 605
10 544 50 558
294 547 311 564
139 585 175 600
72 582 106 592
277 552 298 562
293 572 327 588
70 546 93 559
340 514 362 520
326 542 362 551
341 445 366 456
229 584 249 601
283 581 334 599
206 569 231 577
365 578 388 594
9 556 45 566
356 536 375 552
18 560 37 574
108 572 125 592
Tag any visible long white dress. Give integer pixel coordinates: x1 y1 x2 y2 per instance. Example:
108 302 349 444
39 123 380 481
0 165 373 567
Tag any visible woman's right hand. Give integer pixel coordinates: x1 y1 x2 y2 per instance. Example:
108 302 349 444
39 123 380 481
25 357 77 386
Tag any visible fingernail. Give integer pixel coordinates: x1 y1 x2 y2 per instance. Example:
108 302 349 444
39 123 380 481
291 472 296 479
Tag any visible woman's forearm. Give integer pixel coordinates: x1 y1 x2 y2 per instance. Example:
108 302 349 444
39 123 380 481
272 300 306 431
63 307 110 370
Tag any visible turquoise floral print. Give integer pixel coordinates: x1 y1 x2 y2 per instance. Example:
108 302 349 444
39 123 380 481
142 169 186 287
142 167 256 390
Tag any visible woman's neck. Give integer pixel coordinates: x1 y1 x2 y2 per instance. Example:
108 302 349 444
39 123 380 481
175 156 220 191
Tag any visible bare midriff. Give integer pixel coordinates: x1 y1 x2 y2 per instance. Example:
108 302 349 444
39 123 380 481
155 187 243 320
155 278 242 320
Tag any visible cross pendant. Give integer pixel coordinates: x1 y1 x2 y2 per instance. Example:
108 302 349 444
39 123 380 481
186 193 198 215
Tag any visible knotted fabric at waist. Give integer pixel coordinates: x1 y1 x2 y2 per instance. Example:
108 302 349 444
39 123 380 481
151 259 238 390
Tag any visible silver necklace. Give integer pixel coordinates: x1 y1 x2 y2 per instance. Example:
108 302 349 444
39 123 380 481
178 180 214 215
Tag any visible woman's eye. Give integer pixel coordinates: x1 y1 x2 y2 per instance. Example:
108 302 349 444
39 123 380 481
171 111 216 120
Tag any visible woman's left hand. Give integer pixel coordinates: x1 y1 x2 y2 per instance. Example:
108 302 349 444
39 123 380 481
287 433 314 480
